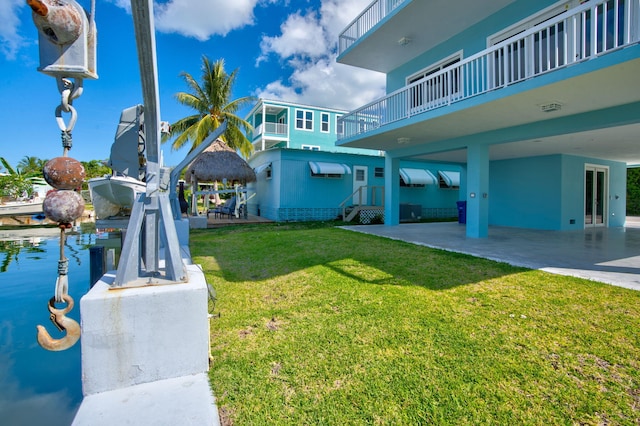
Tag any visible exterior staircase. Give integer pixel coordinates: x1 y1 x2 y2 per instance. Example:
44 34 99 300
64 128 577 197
340 185 384 223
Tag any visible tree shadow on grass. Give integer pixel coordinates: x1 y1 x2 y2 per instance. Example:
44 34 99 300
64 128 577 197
190 224 529 291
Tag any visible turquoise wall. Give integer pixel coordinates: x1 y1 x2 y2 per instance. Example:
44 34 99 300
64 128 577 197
490 155 562 229
489 154 627 230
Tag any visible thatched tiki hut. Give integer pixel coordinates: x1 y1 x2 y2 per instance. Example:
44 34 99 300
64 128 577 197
184 139 256 215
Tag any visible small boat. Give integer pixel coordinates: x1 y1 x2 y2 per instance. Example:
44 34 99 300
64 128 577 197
0 199 44 217
88 174 146 219
88 105 147 220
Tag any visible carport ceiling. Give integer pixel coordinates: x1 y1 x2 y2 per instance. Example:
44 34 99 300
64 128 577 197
413 123 640 165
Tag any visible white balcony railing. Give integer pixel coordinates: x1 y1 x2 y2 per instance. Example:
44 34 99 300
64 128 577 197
338 0 640 141
339 0 407 55
254 122 288 138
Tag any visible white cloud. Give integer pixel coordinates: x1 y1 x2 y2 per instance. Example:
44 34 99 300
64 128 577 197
256 0 385 110
154 0 260 40
257 56 384 111
258 11 328 63
108 0 271 40
0 0 26 60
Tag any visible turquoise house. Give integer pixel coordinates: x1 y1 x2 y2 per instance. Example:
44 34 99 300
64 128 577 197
246 99 463 222
336 0 640 237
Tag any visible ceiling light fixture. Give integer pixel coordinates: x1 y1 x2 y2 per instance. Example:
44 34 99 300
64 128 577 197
397 137 411 144
398 37 411 46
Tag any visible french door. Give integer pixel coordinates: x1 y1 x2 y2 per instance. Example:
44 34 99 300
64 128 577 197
585 165 608 227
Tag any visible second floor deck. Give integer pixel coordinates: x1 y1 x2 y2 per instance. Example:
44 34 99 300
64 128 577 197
338 0 640 143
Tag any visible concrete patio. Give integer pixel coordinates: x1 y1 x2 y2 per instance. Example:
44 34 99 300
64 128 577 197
342 218 640 291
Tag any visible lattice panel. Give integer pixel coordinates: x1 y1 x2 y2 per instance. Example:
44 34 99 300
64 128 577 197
359 209 385 224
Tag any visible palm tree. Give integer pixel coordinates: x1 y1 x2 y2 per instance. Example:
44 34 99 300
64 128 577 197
0 157 32 199
164 56 255 158
17 156 46 177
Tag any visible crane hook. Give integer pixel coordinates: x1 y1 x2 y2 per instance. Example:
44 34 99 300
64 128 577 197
36 294 80 351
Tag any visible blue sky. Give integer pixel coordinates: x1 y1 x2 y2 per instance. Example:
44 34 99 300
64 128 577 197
1 0 384 169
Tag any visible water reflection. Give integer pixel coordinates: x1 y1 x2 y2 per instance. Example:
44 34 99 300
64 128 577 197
0 227 96 426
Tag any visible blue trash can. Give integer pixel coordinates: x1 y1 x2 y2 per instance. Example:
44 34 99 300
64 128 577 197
456 201 467 224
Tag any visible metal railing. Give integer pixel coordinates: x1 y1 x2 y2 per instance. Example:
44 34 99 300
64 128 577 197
338 0 640 140
339 185 384 221
339 0 407 54
254 122 288 137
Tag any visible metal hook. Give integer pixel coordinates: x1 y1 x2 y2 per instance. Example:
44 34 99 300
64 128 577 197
36 295 80 351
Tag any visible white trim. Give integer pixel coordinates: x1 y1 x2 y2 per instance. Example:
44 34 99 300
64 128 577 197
406 50 464 85
584 163 609 228
302 145 320 151
438 171 460 188
295 108 314 131
400 168 437 185
487 0 578 46
309 161 352 175
258 98 348 115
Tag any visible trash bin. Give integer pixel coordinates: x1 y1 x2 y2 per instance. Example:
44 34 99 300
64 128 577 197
456 201 467 224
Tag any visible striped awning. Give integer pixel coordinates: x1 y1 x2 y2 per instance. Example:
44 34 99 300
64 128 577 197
254 162 272 174
438 170 460 187
309 161 352 175
400 168 437 185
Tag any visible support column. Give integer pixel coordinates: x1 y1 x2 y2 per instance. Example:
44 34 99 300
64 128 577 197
466 144 490 238
384 155 400 226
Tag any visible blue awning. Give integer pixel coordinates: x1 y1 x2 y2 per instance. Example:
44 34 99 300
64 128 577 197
438 171 460 187
400 168 437 185
309 161 352 175
254 162 272 174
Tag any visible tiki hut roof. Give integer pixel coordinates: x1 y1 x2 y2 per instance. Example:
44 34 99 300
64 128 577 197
184 139 256 183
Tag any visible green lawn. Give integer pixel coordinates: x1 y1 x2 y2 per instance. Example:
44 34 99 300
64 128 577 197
190 222 640 425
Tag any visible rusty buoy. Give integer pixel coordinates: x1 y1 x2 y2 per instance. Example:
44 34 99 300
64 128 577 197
43 190 84 224
43 157 85 190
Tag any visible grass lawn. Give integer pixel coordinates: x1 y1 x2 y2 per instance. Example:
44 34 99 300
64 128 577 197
191 222 640 425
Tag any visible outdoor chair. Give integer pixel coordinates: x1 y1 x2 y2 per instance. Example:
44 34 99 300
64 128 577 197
209 196 237 219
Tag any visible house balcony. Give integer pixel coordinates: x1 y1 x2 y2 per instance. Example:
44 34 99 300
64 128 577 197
252 122 289 152
253 122 288 139
338 0 640 146
337 0 515 73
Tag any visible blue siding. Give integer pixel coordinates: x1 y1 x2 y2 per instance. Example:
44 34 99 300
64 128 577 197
248 149 462 222
490 154 627 230
490 155 562 229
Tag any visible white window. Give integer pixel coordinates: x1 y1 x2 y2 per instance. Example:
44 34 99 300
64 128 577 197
302 145 320 151
407 51 462 110
295 109 313 131
321 113 330 133
336 115 344 137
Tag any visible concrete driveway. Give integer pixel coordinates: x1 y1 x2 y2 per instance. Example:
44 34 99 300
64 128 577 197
342 219 640 291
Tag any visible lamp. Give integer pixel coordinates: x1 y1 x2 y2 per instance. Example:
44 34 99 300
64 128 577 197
398 37 411 46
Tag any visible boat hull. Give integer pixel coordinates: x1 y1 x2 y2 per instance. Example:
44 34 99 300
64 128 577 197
88 176 145 219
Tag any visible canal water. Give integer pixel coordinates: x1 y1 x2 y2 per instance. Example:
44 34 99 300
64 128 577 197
0 227 97 426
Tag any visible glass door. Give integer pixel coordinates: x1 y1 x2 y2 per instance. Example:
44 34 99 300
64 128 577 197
585 165 608 227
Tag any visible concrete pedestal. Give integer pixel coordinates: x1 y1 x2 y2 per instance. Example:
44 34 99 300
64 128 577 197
79 265 209 394
73 262 217 425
